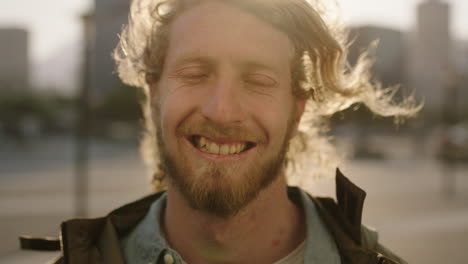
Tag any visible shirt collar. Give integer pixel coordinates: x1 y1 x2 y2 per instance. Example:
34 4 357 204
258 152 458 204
121 193 174 264
299 189 341 264
122 188 341 264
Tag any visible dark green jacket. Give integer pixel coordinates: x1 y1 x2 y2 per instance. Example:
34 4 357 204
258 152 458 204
22 169 405 264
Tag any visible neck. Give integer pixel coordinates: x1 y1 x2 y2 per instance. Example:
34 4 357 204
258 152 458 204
163 175 305 264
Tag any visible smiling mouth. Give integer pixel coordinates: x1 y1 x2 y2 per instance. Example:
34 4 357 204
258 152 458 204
188 135 256 155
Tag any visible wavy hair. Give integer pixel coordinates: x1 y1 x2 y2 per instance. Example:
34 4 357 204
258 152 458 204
114 0 421 191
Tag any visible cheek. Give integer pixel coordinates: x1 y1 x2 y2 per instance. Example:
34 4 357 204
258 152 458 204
275 98 297 140
158 96 179 140
246 97 294 142
158 91 199 140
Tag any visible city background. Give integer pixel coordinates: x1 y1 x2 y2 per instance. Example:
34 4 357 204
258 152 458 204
0 0 467 263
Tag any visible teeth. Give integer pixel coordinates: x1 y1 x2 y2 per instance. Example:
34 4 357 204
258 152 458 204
220 144 229 155
229 145 236 154
194 136 248 155
199 137 206 147
208 142 219 154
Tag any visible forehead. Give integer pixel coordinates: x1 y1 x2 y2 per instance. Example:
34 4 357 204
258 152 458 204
165 1 295 72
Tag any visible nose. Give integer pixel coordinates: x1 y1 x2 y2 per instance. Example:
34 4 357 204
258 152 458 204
201 77 245 124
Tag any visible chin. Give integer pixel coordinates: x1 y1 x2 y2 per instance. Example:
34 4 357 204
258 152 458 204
167 150 284 218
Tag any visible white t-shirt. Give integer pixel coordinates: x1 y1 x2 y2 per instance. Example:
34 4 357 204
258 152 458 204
273 239 306 264
179 239 306 264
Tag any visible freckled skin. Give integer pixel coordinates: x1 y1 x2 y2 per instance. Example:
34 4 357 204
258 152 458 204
271 228 286 247
272 239 281 247
249 212 256 221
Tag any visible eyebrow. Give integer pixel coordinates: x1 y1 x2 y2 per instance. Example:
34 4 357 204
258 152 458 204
171 55 216 70
171 54 281 76
241 61 280 77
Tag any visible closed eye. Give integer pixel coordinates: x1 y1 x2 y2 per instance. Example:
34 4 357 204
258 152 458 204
173 66 210 83
244 74 277 87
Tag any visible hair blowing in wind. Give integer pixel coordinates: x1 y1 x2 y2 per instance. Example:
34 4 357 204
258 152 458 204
114 0 422 191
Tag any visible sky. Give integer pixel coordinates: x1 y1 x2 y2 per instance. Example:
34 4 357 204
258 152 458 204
0 0 467 64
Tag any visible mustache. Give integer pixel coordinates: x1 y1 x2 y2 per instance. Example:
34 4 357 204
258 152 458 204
176 119 267 144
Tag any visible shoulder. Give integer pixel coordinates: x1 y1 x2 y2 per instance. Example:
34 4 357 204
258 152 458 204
361 225 408 264
57 191 166 264
293 168 406 264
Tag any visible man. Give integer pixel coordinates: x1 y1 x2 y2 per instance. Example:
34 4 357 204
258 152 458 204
24 0 418 263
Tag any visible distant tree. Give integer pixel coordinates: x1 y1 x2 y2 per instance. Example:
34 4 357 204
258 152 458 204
0 89 54 139
92 84 143 123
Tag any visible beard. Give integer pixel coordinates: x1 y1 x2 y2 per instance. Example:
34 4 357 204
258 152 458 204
155 110 295 219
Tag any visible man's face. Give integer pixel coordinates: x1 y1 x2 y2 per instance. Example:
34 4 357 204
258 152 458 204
152 1 303 217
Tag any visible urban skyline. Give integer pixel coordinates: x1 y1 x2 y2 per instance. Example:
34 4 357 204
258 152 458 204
0 0 467 103
0 0 467 63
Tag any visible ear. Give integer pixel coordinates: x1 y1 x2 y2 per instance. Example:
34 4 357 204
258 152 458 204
146 73 160 100
146 82 161 123
291 99 305 138
146 77 163 105
148 85 155 102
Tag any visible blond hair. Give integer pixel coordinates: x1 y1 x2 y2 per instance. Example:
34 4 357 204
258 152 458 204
114 0 421 191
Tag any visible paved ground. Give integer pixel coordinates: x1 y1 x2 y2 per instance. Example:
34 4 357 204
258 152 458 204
1 136 467 263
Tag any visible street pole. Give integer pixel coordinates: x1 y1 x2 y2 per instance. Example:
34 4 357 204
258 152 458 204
75 12 94 217
441 69 458 198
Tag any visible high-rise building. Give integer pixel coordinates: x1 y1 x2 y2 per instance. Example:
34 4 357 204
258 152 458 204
348 26 406 90
91 0 130 100
0 28 29 91
458 43 468 113
412 0 452 113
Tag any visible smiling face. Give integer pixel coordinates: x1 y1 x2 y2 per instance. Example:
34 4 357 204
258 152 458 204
152 0 303 218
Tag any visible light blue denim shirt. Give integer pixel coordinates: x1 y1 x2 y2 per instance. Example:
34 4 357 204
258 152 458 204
121 189 341 264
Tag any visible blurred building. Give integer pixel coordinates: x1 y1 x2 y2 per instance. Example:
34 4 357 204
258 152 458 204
458 44 468 113
348 26 406 91
85 0 463 117
411 0 451 114
0 28 29 91
91 0 130 101
453 40 468 76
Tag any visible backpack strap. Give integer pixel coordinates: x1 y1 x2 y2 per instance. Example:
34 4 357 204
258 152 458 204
19 235 61 251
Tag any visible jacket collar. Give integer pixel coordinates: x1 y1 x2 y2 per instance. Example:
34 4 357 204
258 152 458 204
59 168 368 264
60 192 166 264
335 168 367 244
122 188 343 264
